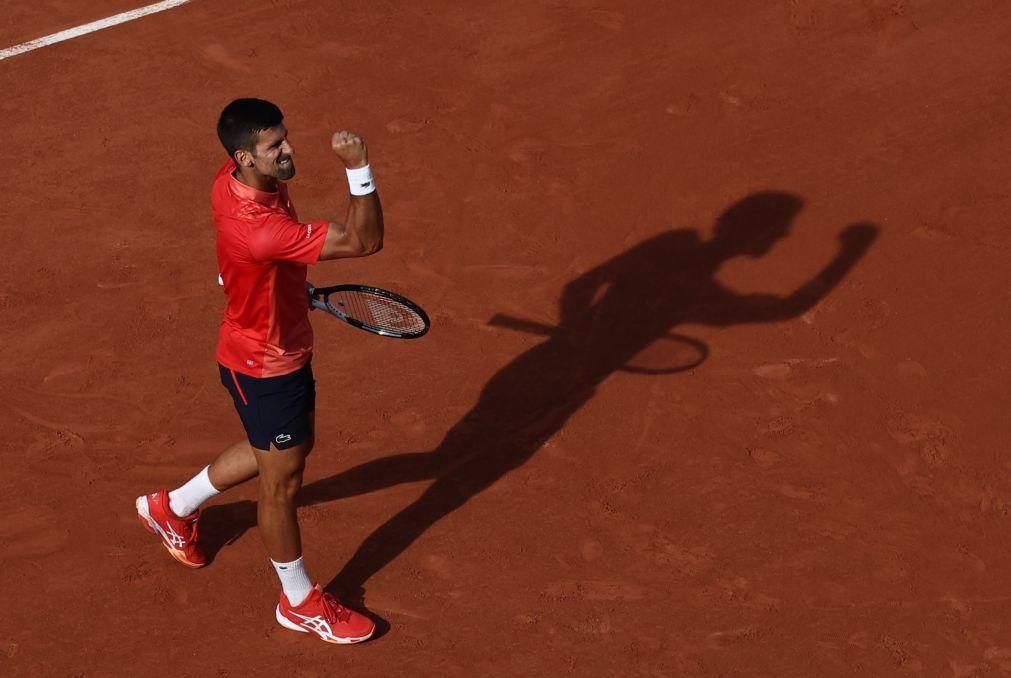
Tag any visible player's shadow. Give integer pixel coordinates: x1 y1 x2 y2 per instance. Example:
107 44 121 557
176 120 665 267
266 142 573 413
201 191 878 613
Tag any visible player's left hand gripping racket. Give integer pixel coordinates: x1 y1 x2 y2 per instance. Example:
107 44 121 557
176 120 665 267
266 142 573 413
307 283 430 339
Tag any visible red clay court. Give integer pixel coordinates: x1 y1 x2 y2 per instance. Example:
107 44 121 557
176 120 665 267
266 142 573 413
2 1 1010 675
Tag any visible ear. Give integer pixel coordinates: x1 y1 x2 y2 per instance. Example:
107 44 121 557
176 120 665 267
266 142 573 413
234 148 255 168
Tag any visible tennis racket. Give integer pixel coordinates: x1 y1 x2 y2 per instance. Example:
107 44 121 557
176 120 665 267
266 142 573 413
308 283 430 339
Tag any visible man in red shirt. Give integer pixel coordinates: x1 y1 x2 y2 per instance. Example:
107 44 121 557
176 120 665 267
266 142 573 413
135 98 383 644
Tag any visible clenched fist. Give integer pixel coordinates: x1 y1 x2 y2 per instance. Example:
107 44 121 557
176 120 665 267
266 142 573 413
331 130 368 169
838 222 879 249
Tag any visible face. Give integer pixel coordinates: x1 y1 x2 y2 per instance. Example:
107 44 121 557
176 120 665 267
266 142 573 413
240 124 295 181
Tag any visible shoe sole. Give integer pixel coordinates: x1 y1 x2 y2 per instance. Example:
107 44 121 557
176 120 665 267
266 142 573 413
135 496 205 569
275 605 374 644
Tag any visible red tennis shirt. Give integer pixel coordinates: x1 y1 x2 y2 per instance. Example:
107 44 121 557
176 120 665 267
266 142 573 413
212 160 329 377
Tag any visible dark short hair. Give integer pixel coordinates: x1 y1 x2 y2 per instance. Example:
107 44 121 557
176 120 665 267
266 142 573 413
216 98 283 157
713 191 802 242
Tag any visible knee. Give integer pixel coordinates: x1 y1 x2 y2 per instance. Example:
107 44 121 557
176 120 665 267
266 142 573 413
259 464 304 503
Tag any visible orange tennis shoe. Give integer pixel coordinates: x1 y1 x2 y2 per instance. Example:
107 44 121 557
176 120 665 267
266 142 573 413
276 585 375 644
135 490 207 568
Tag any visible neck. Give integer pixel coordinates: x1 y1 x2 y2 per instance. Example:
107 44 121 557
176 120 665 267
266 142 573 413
234 164 277 193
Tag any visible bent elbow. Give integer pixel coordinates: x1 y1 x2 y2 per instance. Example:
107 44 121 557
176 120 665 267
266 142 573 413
360 237 383 256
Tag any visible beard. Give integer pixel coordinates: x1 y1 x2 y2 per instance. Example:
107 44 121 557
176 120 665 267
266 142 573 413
276 155 296 180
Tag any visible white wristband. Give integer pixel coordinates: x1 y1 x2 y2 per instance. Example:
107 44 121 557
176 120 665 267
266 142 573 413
346 164 375 196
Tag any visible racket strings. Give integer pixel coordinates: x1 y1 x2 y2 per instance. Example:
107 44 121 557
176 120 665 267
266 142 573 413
330 290 427 334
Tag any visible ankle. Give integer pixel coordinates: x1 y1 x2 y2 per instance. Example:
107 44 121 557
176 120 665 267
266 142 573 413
272 556 313 607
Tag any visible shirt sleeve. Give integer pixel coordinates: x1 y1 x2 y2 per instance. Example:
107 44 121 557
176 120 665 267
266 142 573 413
248 213 330 264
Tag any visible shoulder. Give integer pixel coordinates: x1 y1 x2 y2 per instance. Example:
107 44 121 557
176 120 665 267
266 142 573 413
211 161 238 214
213 181 279 225
211 160 236 197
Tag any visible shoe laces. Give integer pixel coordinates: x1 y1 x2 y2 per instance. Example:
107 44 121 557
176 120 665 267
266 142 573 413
320 591 352 624
175 511 200 544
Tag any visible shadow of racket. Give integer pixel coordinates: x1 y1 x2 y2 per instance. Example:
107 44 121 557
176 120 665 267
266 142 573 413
488 313 708 375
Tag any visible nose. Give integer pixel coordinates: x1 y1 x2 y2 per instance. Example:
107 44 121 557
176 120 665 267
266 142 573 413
280 139 293 155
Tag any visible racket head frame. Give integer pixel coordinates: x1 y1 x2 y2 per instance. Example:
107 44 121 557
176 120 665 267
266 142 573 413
308 283 430 339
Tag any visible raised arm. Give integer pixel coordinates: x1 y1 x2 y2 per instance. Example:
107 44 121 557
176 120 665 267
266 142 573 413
742 222 879 322
319 131 385 260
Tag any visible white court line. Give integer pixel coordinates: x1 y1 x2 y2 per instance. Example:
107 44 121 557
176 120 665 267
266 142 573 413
0 0 191 61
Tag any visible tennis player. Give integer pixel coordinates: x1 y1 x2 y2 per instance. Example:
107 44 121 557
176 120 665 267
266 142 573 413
135 98 383 644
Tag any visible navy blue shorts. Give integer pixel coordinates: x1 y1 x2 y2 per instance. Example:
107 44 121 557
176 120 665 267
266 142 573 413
219 362 316 451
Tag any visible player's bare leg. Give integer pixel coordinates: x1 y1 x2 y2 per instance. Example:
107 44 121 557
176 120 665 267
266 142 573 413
186 416 313 503
254 440 309 564
173 418 310 515
254 410 315 561
257 436 376 643
207 439 260 491
157 439 258 522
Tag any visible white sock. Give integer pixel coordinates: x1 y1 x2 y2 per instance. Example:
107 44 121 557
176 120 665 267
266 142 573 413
168 466 220 517
272 556 314 607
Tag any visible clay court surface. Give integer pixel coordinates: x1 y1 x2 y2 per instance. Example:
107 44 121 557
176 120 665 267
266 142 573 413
2 0 1010 675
